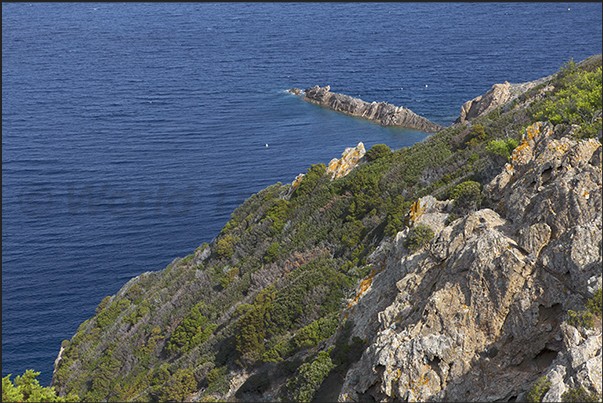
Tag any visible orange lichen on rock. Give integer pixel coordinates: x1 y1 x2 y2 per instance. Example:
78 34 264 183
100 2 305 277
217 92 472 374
406 198 427 227
291 142 365 189
326 142 366 179
536 140 571 164
525 121 543 140
291 173 305 189
347 267 377 308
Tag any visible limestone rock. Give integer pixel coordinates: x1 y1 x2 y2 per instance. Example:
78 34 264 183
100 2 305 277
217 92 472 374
327 142 366 180
338 123 602 402
302 85 446 132
485 121 602 289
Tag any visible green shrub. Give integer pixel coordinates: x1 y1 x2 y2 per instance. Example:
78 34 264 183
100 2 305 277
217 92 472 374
167 303 216 353
586 288 602 317
450 180 482 212
264 199 291 234
96 295 111 314
532 61 602 139
465 124 488 147
293 163 327 199
486 138 519 160
364 144 392 162
206 367 223 385
155 368 197 402
284 350 335 402
264 242 281 263
405 223 434 252
220 267 240 289
562 386 601 402
526 375 552 402
567 309 595 329
216 235 235 260
96 298 130 330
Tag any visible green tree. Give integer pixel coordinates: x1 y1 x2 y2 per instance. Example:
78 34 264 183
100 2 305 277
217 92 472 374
364 144 392 162
2 370 80 402
155 368 197 402
235 288 275 364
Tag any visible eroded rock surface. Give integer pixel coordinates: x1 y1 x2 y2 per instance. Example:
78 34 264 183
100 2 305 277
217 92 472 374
297 85 445 133
327 142 366 180
455 76 553 124
338 122 602 402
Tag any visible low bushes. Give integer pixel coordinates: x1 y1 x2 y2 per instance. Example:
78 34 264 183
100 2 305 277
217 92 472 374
405 224 434 252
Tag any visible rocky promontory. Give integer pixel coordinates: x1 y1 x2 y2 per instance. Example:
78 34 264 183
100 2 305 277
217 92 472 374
289 85 446 133
50 55 601 403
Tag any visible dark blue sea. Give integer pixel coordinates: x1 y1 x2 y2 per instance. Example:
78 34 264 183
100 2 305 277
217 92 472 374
2 2 601 386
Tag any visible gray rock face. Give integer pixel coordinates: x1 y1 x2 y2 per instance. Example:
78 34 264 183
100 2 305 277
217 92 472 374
455 76 553 124
299 85 446 133
338 122 602 402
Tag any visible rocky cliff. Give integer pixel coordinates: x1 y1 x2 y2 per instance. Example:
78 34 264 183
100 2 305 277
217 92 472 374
289 85 446 133
51 55 601 403
338 122 602 402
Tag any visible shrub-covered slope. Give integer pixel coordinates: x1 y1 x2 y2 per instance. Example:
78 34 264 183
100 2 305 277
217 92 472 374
50 55 601 402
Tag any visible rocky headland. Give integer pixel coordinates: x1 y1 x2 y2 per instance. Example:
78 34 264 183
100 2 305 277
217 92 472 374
289 85 446 133
50 55 601 403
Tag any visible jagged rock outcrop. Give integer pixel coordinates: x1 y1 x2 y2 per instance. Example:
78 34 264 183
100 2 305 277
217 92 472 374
290 142 366 191
338 122 602 402
455 77 554 124
291 85 445 133
326 142 366 180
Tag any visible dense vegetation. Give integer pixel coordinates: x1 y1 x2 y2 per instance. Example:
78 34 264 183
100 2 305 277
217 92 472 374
42 55 602 402
2 371 79 402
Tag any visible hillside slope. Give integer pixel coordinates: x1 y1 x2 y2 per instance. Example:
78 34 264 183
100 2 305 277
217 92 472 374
51 55 601 402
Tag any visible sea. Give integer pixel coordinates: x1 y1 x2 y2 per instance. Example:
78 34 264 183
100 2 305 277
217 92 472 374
2 2 601 387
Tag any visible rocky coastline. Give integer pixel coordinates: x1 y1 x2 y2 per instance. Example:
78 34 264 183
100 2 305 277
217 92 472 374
49 54 602 403
289 85 446 133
